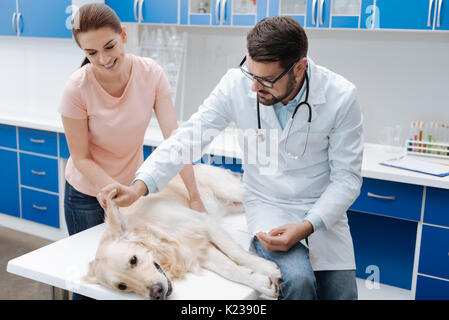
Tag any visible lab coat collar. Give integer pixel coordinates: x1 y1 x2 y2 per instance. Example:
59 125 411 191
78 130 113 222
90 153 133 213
246 57 324 131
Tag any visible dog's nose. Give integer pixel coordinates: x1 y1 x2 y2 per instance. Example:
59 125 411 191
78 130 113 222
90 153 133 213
149 283 164 300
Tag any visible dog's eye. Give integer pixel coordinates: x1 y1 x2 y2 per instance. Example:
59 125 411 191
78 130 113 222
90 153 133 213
130 255 138 266
117 283 127 291
154 262 161 270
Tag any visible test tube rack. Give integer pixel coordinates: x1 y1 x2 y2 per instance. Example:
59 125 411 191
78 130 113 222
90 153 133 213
406 138 449 159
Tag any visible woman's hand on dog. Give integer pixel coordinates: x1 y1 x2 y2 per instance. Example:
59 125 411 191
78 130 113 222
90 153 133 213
97 180 148 208
189 196 208 213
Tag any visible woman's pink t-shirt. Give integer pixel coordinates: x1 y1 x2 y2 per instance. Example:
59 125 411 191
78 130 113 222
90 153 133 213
58 54 171 197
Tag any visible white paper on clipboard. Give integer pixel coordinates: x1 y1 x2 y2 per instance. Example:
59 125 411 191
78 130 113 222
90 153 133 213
380 156 449 177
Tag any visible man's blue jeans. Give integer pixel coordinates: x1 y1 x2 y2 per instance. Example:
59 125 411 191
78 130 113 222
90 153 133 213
64 181 104 300
252 237 358 300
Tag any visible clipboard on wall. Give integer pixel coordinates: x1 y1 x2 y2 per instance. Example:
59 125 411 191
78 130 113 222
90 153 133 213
380 156 449 177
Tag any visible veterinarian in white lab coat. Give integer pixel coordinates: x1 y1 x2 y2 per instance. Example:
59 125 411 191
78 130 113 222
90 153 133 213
99 16 363 300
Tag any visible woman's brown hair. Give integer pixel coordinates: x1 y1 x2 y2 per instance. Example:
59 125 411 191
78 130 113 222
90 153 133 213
72 4 122 67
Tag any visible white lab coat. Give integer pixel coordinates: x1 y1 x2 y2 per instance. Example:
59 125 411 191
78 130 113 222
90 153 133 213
137 58 364 271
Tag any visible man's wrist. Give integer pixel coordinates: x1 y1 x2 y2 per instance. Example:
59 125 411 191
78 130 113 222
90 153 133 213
132 179 148 197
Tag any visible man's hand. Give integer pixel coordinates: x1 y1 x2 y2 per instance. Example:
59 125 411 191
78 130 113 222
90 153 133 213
97 180 148 208
256 221 314 252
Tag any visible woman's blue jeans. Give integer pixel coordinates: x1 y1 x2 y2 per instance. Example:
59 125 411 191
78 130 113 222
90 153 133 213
64 181 104 300
252 237 358 300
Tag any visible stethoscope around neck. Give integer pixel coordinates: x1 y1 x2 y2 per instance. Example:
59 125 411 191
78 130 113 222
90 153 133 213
256 71 312 160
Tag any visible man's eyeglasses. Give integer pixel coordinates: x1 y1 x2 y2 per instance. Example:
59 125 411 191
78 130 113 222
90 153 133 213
239 56 297 89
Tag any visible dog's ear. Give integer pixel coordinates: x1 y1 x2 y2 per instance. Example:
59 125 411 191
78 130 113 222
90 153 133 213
82 260 99 284
104 189 127 237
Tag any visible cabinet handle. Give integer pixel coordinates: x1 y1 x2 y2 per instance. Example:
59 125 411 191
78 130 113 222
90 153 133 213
33 204 47 211
221 0 227 23
312 0 318 25
138 0 144 23
133 0 138 21
437 0 443 27
31 169 46 176
319 0 325 25
428 0 435 27
12 12 17 34
367 192 396 201
30 138 45 144
17 12 22 36
216 0 221 24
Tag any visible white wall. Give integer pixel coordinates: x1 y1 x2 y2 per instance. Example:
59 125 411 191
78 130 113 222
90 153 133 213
1 26 449 143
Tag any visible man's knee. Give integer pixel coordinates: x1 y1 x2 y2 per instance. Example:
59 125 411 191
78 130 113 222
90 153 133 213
279 268 317 300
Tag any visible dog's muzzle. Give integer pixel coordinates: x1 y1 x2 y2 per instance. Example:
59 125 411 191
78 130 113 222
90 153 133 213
151 263 173 300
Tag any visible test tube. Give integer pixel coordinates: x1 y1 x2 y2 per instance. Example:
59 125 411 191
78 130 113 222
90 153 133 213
428 122 433 154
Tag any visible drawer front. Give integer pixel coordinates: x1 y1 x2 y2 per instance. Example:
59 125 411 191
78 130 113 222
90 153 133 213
418 224 449 280
424 187 449 228
19 127 57 156
58 133 70 159
350 178 423 221
0 124 17 149
0 149 20 218
21 188 59 228
415 275 449 300
20 153 58 193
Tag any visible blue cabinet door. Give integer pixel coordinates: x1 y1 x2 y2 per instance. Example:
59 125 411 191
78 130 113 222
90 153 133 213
0 149 20 218
232 0 267 26
376 0 436 30
360 0 376 29
435 0 449 30
331 0 362 29
141 0 178 24
105 0 138 23
0 0 17 36
270 0 306 27
307 0 330 28
18 0 72 38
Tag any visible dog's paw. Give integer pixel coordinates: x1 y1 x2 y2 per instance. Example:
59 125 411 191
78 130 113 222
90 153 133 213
255 259 282 280
251 273 279 299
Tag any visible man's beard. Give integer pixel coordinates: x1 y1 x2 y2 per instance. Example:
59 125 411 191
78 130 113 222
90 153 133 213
257 73 297 106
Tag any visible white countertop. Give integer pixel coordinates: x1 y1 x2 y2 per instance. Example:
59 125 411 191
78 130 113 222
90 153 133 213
7 213 259 300
1 108 448 189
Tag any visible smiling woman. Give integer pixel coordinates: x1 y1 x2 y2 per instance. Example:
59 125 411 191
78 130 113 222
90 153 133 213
58 3 208 300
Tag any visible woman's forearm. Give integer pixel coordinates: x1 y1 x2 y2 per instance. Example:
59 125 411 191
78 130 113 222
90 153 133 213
179 164 201 200
73 157 116 191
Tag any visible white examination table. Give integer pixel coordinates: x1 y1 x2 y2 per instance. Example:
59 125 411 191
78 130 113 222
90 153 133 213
7 214 260 300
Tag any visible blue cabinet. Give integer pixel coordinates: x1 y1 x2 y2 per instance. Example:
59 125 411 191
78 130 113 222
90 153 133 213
141 0 178 24
435 0 449 30
350 178 423 222
269 0 307 26
106 0 140 23
418 224 449 281
306 0 331 28
21 187 59 228
107 0 178 24
416 275 449 300
181 0 266 26
17 0 72 38
0 124 17 149
0 149 20 218
376 0 437 30
0 0 17 36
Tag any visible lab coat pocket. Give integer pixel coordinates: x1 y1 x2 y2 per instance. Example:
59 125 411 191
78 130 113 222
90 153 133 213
283 131 329 171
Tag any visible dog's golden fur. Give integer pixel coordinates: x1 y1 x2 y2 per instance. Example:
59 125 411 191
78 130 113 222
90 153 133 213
84 164 281 299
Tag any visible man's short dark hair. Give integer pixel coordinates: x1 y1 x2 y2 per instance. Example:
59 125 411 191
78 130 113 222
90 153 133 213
247 16 308 69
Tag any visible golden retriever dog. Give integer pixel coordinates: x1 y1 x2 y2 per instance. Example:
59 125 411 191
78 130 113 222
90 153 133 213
83 164 281 300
